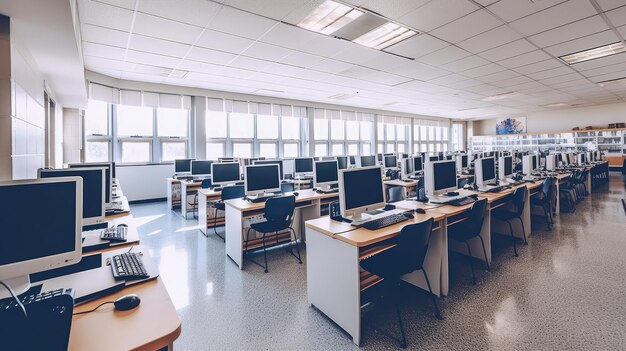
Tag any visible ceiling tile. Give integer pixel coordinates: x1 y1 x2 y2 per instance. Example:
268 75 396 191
527 66 576 80
298 35 352 58
475 70 520 84
195 30 255 54
430 9 502 44
384 34 449 59
428 73 470 85
309 59 355 74
588 71 626 83
177 60 223 74
513 59 565 75
133 13 204 45
186 46 237 65
527 16 609 48
461 63 506 78
281 0 326 25
79 0 134 31
474 0 499 6
508 0 597 37
224 0 308 21
486 0 567 22
82 42 126 60
543 30 620 57
596 0 626 11
618 25 626 38
125 50 181 68
228 56 272 71
137 0 221 27
442 55 491 72
606 5 626 26
490 75 533 88
402 62 450 81
478 39 536 62
129 35 191 58
418 45 471 66
539 72 583 85
580 61 626 79
258 23 319 51
241 42 293 62
278 51 325 68
496 50 552 69
456 25 520 54
207 6 279 40
331 42 386 66
81 24 129 48
398 0 479 32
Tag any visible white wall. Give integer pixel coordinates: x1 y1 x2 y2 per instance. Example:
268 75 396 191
116 164 174 202
473 101 626 136
63 107 81 164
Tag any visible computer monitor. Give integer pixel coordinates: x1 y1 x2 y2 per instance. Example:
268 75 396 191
0 177 82 297
360 155 376 167
413 156 423 173
384 155 398 169
218 157 235 163
69 162 112 204
475 157 496 186
349 156 356 166
522 155 536 176
561 152 570 166
338 166 386 225
314 160 339 189
499 156 513 179
211 162 241 186
533 155 538 171
545 154 557 171
401 158 414 179
253 160 284 180
428 156 439 162
294 158 314 176
244 164 281 196
425 160 457 196
398 153 408 159
174 159 194 173
336 156 348 170
455 155 468 172
39 167 105 226
577 153 586 165
377 153 383 162
191 160 213 177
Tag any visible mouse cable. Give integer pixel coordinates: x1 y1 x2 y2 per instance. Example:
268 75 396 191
0 280 27 319
73 301 114 315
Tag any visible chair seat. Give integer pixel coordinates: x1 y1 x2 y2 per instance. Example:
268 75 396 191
360 246 422 280
447 224 476 242
250 220 290 234
492 209 519 221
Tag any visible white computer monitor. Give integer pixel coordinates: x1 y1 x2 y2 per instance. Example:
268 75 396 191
569 152 577 166
400 157 414 179
360 155 376 167
475 157 496 186
314 160 339 190
336 156 349 170
561 152 570 166
413 156 423 174
0 177 83 298
244 164 281 197
69 162 112 204
384 155 398 169
456 154 468 172
546 154 557 171
499 156 514 179
338 166 386 225
174 159 195 174
424 160 458 196
522 155 538 176
253 159 284 180
577 153 586 165
38 167 106 226
294 157 314 177
191 160 213 177
211 162 241 186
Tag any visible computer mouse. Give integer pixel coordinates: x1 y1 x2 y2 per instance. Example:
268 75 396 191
383 204 396 211
114 294 141 311
403 212 414 219
415 208 426 214
293 192 299 196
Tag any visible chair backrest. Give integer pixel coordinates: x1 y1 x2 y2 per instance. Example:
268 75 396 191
264 195 296 223
280 182 295 193
512 186 527 216
465 198 488 236
394 218 434 271
416 177 424 190
541 177 552 196
622 159 626 175
201 179 212 189
221 185 245 201
387 187 403 203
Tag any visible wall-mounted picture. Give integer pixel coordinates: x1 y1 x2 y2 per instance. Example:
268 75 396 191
496 117 527 135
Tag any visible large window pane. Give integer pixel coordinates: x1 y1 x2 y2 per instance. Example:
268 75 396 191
348 143 358 155
85 100 108 136
362 143 371 156
259 143 277 158
386 123 395 140
85 141 110 162
397 143 405 153
386 143 395 153
442 127 449 141
121 141 151 163
282 116 300 140
233 142 252 158
420 126 428 141
157 108 188 137
377 143 384 153
346 120 359 140
315 143 327 157
435 127 442 141
162 141 186 162
360 121 372 141
206 111 227 138
428 143 435 152
314 119 328 140
229 113 254 139
332 143 344 156
330 119 345 140
206 142 224 160
377 123 384 140
117 105 153 136
283 143 299 158
396 125 405 140
257 115 279 139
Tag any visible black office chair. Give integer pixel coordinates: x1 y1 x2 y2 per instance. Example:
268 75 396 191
191 179 212 219
360 218 441 348
245 195 301 273
447 198 489 285
492 186 527 257
211 185 245 241
622 159 626 175
531 177 556 230
387 186 403 203
280 182 294 193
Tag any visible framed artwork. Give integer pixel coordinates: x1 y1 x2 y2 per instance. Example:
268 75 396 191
496 117 526 135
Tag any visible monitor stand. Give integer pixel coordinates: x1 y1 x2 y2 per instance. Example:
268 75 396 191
349 212 370 226
0 275 30 299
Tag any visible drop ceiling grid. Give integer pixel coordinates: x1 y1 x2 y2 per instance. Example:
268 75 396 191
78 0 626 118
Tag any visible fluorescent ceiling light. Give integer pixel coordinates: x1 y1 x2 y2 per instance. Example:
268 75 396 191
298 0 363 35
481 92 521 102
353 22 416 50
543 103 568 108
559 42 625 64
597 76 626 87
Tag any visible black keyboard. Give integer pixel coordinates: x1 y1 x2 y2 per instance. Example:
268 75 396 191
361 213 410 230
101 226 128 241
249 194 278 203
0 288 74 311
486 186 507 193
109 252 149 281
449 197 476 206
315 189 339 194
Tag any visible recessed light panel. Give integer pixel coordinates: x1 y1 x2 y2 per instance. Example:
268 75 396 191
353 22 417 50
559 42 625 64
298 0 363 35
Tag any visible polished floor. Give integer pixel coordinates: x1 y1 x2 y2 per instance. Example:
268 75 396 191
130 174 626 350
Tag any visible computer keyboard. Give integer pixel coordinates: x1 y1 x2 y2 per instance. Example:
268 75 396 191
315 189 339 194
486 185 508 193
0 288 74 311
248 194 278 203
109 252 149 281
101 226 127 242
448 197 476 206
361 213 410 230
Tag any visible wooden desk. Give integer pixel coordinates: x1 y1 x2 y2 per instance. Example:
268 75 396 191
305 212 446 346
105 196 131 219
166 178 204 219
225 189 338 269
197 188 224 237
82 215 140 253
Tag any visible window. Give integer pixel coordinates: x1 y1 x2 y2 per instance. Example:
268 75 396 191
282 116 300 140
206 111 227 138
283 143 299 158
377 123 384 140
346 120 359 140
121 141 151 163
362 143 371 156
386 143 395 153
229 113 254 139
157 108 187 137
396 124 406 140
233 142 252 158
332 143 344 156
206 142 224 160
161 141 186 162
420 126 427 141
360 121 372 141
257 115 279 139
85 141 110 162
259 143 277 158
85 100 108 136
314 119 328 140
377 143 383 153
397 143 405 153
315 144 327 157
386 123 395 140
117 105 153 136
348 143 358 155
330 119 345 140
452 123 464 151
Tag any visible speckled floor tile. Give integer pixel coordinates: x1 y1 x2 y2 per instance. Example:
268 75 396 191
130 174 626 350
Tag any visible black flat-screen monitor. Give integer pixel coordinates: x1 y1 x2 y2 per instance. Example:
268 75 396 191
191 160 213 176
245 165 280 195
361 156 376 167
314 160 339 185
413 157 423 172
342 167 384 212
336 156 348 170
69 163 111 203
211 162 241 185
433 161 457 192
384 155 397 168
174 159 194 173
294 158 314 173
253 160 284 180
